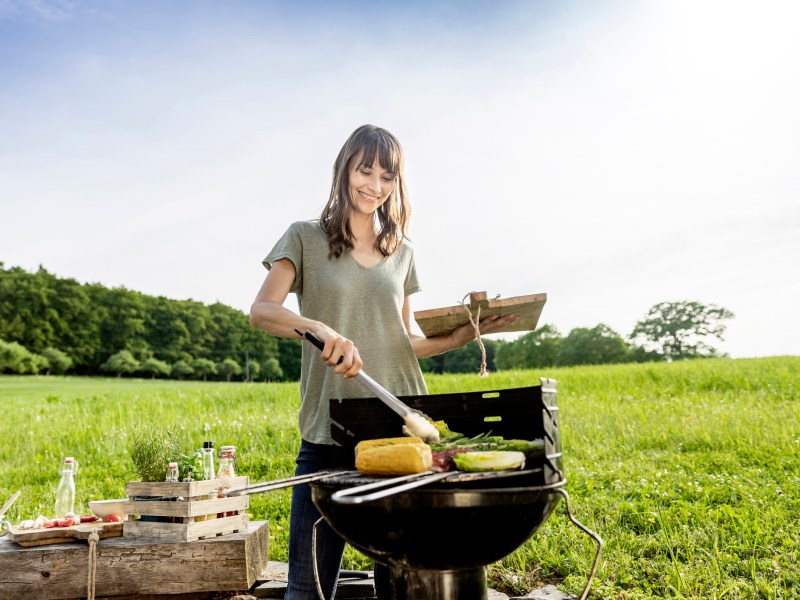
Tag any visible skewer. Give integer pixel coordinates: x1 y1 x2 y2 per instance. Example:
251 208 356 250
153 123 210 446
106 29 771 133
225 471 357 496
0 490 21 519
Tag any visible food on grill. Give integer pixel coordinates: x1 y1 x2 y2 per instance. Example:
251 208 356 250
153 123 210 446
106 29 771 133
356 443 432 475
355 436 425 458
430 433 544 459
452 451 526 472
431 449 471 472
401 412 439 442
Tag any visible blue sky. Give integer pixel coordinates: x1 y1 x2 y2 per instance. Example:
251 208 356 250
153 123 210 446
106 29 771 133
2 0 799 359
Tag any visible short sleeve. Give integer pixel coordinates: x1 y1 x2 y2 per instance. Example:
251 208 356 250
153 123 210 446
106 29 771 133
263 222 304 295
404 247 421 296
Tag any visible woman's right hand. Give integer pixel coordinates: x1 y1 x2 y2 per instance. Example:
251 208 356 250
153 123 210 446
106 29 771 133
310 325 363 378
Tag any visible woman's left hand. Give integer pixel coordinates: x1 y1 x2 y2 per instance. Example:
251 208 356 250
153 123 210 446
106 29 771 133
452 313 519 346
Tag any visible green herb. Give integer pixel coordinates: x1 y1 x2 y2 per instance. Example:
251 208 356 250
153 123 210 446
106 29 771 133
129 425 181 482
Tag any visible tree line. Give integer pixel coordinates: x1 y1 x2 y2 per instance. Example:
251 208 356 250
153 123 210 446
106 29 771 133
0 263 733 379
420 301 734 373
0 263 300 381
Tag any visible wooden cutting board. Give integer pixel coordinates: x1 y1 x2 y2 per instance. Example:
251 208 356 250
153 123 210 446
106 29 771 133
414 291 547 338
5 520 123 547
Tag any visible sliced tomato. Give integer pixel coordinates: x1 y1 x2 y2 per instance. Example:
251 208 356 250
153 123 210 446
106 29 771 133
80 515 99 523
54 517 74 527
103 514 122 523
42 520 57 528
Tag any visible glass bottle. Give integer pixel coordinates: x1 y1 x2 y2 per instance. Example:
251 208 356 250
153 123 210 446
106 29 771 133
217 446 237 517
201 441 215 481
165 462 180 523
55 457 79 518
165 461 179 483
217 446 236 478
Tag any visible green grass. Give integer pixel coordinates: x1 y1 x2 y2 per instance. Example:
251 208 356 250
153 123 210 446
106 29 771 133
1 357 798 599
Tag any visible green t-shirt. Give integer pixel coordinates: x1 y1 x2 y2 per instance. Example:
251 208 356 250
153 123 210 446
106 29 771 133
264 220 428 444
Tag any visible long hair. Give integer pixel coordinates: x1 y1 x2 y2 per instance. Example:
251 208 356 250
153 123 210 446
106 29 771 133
319 124 410 259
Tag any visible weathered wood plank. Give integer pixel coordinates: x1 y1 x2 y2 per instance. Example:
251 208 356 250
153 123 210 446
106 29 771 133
125 495 248 518
0 520 269 600
126 476 249 499
124 514 248 542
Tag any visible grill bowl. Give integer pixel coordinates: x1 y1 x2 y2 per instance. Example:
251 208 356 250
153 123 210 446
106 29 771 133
312 475 564 569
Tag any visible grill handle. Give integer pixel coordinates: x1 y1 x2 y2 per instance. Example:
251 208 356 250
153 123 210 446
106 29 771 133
554 488 604 600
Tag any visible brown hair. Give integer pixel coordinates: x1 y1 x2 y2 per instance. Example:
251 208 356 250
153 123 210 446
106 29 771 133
319 125 410 259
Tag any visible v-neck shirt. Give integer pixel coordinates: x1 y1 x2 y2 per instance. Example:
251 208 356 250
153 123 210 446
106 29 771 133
263 220 428 444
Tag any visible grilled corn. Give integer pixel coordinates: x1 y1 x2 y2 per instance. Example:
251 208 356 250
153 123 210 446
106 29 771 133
355 443 432 475
354 436 425 458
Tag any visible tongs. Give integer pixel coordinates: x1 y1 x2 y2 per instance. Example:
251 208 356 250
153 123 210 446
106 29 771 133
297 330 440 443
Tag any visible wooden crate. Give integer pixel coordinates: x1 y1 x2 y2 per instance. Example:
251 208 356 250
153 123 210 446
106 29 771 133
123 476 250 542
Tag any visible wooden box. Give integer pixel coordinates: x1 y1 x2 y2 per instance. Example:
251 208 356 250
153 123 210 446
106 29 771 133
123 476 250 542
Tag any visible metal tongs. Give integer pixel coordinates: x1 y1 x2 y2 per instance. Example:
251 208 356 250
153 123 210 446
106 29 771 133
296 329 440 443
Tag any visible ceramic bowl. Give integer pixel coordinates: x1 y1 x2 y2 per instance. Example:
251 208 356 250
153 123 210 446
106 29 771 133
88 499 128 520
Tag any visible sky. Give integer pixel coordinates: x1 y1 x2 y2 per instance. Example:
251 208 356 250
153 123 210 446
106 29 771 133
1 0 798 359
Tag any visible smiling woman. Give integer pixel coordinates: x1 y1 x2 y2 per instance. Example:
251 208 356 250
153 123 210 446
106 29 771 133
247 124 516 600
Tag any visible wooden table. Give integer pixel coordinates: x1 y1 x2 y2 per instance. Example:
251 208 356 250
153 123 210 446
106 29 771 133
0 520 269 600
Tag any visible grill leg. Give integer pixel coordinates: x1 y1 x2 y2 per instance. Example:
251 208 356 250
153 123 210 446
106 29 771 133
388 566 487 600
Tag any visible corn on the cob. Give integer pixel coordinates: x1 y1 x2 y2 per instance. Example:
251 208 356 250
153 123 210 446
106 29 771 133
355 443 432 475
354 436 424 458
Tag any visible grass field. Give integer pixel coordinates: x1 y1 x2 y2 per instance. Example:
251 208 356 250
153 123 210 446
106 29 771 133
1 356 798 599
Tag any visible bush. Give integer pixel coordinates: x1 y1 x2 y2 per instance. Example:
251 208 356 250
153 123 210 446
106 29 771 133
100 350 140 377
41 347 73 375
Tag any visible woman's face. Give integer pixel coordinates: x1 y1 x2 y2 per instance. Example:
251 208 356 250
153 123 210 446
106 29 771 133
348 152 396 217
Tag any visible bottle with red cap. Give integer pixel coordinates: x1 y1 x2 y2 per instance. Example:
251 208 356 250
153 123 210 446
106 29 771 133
216 446 237 517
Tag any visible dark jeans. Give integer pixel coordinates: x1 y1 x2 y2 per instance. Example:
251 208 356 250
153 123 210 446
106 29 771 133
286 440 389 600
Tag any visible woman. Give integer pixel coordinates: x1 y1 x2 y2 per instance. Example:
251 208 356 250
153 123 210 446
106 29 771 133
250 124 516 599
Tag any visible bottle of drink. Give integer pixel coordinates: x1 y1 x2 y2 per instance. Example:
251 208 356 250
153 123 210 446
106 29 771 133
55 457 78 518
217 446 237 479
165 462 180 523
201 441 215 481
165 461 179 483
217 446 237 517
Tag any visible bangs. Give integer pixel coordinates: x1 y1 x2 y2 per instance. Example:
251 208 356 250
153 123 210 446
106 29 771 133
354 132 402 175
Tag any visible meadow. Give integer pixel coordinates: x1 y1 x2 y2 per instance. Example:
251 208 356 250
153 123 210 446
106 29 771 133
1 356 798 599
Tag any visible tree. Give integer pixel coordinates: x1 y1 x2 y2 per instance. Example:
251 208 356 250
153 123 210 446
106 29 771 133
557 324 629 366
277 338 302 381
261 357 284 381
218 358 242 382
171 360 194 380
0 340 28 373
246 359 261 382
139 357 171 379
495 325 562 370
100 350 140 377
630 301 734 360
191 358 217 381
41 347 73 375
0 340 48 374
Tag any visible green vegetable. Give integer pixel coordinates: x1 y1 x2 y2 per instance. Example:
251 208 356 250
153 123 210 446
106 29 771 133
175 451 204 482
129 426 181 482
452 451 526 472
429 432 544 459
493 438 545 458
